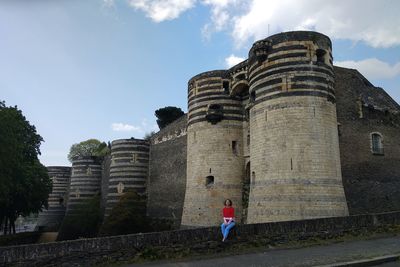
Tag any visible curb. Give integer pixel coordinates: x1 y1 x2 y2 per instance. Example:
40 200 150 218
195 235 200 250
317 254 400 267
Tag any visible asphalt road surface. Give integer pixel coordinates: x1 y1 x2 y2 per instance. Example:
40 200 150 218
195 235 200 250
127 235 400 267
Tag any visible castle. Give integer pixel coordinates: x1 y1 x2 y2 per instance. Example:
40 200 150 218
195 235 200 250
36 31 400 231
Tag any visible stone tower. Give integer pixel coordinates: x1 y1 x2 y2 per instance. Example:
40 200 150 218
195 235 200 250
181 70 245 227
36 166 71 231
65 156 102 216
181 31 349 227
246 31 348 223
104 138 149 217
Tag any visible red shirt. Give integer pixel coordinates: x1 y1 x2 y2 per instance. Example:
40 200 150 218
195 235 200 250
223 206 234 218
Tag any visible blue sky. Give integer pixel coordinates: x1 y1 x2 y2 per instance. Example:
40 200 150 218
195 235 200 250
1 0 399 166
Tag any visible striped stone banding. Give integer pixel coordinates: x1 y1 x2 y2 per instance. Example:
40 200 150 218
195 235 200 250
187 116 243 126
65 157 102 216
188 102 242 114
104 139 149 217
188 109 244 120
188 95 240 108
253 90 335 105
187 71 243 126
197 85 222 93
249 47 333 76
111 146 149 153
266 52 308 63
249 63 334 85
188 91 226 103
271 44 308 53
36 166 71 231
196 79 222 87
254 84 335 100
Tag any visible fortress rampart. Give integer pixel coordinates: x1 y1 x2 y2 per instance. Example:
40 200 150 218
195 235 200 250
182 70 245 227
147 115 187 228
65 156 102 216
105 139 149 217
36 166 71 231
246 31 348 223
181 31 349 227
40 31 399 233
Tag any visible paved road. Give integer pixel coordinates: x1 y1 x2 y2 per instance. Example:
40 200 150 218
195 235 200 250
372 262 400 267
127 236 400 267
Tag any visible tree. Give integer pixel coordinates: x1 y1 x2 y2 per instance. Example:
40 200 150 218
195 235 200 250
67 139 109 162
100 190 151 236
57 194 101 241
0 101 52 234
143 131 156 141
155 106 184 129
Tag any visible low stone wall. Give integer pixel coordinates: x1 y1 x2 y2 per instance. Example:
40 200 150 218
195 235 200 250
1 211 400 266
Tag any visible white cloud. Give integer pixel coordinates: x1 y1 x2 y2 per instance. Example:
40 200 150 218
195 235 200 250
111 123 141 132
123 0 400 48
102 0 115 8
201 0 247 39
335 58 400 80
111 120 158 135
128 0 196 22
225 54 245 68
231 0 400 48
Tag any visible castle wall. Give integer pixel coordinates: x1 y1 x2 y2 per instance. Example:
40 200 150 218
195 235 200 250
100 154 111 219
104 139 149 217
36 166 71 231
181 70 245 227
65 156 102 216
335 66 400 214
246 31 348 223
147 115 187 228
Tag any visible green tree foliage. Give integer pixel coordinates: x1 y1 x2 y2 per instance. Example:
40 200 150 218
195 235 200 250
143 131 156 141
155 106 184 129
100 190 150 236
0 101 52 234
100 190 173 237
57 193 101 241
67 139 109 162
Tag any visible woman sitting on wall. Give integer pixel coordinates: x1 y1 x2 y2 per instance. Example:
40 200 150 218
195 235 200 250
221 199 235 242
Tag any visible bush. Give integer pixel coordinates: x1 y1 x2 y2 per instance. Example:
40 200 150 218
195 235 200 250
100 190 149 236
57 194 101 241
0 231 41 246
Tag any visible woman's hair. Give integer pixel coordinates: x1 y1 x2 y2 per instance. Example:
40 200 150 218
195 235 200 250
224 199 232 206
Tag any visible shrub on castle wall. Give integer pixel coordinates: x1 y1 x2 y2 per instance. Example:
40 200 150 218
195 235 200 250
57 194 102 241
100 190 172 236
67 139 110 163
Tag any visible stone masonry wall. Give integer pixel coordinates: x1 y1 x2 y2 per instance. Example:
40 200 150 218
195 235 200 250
182 70 245 227
2 211 400 266
100 155 111 219
246 31 348 223
335 66 400 214
147 115 187 228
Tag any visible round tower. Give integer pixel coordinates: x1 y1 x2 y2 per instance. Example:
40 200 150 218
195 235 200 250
36 166 71 231
246 31 348 223
104 138 149 217
181 70 245 227
65 156 102 216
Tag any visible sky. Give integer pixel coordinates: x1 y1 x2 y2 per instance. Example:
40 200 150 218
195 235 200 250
1 0 399 166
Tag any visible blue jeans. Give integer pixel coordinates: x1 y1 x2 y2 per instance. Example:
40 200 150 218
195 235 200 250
221 221 235 239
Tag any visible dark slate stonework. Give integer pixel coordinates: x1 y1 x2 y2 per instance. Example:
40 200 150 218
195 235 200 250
2 211 400 266
147 115 187 228
335 66 400 215
100 155 111 219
